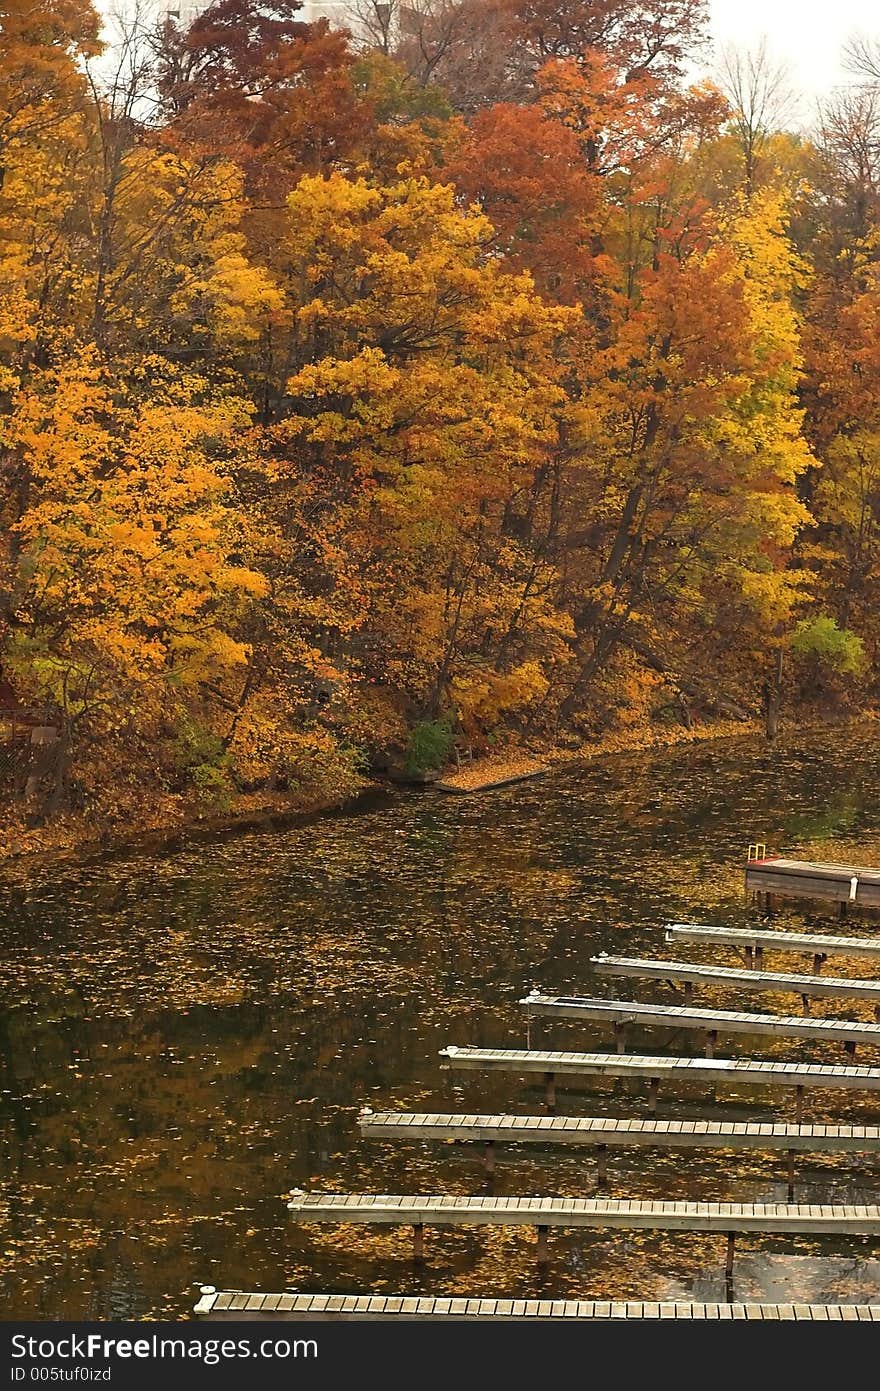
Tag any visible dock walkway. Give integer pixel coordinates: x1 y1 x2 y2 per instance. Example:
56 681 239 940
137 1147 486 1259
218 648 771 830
439 1044 880 1111
666 924 880 966
519 992 880 1053
359 1110 880 1154
591 953 880 1014
194 1290 880 1321
287 1192 880 1235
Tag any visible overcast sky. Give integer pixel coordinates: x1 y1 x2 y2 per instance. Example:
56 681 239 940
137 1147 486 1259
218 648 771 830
708 0 876 104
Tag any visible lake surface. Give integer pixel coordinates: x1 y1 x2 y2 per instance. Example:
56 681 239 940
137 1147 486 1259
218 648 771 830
3 722 880 1319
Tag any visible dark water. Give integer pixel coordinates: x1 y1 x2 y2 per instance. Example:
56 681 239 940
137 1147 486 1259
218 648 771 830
3 724 880 1319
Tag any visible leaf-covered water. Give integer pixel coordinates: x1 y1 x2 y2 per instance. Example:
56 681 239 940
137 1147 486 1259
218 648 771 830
3 724 880 1318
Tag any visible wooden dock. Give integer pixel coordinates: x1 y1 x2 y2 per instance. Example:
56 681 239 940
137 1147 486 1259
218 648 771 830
359 1110 880 1155
287 1191 880 1235
235 855 880 1310
519 992 880 1053
439 1044 880 1112
359 1109 880 1188
666 923 880 967
287 1191 880 1267
194 1289 880 1321
746 858 880 911
435 758 548 794
591 953 880 1015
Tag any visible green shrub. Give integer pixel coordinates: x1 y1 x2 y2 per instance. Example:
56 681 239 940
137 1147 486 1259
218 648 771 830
191 760 234 813
404 716 455 774
791 616 866 677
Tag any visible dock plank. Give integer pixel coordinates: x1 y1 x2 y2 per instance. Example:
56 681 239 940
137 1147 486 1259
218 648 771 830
359 1111 880 1153
519 993 880 1046
591 954 880 1002
192 1292 880 1321
286 1193 880 1234
666 924 880 959
439 1045 880 1092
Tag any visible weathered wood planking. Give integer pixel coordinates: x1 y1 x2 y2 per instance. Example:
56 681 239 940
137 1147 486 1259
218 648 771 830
287 1192 880 1234
746 858 880 909
666 924 880 959
436 766 548 794
591 953 880 1004
439 1044 880 1093
194 1289 880 1320
519 993 880 1047
359 1110 880 1153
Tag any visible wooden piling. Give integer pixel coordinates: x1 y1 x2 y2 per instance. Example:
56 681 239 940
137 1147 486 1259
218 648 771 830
705 1029 717 1059
596 1144 608 1188
787 1148 796 1201
536 1225 549 1265
613 1021 627 1054
413 1223 424 1263
544 1071 556 1110
648 1077 659 1114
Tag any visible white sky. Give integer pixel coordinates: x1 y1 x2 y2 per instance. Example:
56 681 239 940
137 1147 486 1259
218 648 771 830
708 0 876 104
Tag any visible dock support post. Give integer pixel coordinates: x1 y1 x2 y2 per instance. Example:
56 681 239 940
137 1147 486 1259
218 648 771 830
875 1005 880 1026
745 945 753 969
755 945 764 968
795 1085 804 1124
544 1072 556 1110
413 1224 424 1263
787 1148 796 1201
845 1041 857 1058
683 981 694 1002
648 1077 659 1114
536 1226 549 1265
596 1144 608 1189
483 1142 495 1176
801 993 811 1016
813 953 825 975
725 1232 736 1298
704 1030 717 1059
613 1021 627 1054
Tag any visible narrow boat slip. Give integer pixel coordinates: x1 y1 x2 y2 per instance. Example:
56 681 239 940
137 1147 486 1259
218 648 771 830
194 1290 880 1321
286 1192 880 1233
591 954 880 1003
665 924 880 958
519 993 880 1046
439 1044 880 1090
359 1110 880 1152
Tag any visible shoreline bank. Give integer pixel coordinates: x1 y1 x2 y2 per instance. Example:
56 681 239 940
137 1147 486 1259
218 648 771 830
0 711 874 874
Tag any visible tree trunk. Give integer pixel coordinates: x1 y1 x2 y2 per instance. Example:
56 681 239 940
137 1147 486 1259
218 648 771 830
765 642 784 741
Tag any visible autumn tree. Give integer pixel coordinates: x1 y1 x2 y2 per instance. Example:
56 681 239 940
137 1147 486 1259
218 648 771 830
271 172 577 736
718 40 795 196
557 190 813 728
152 0 365 194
